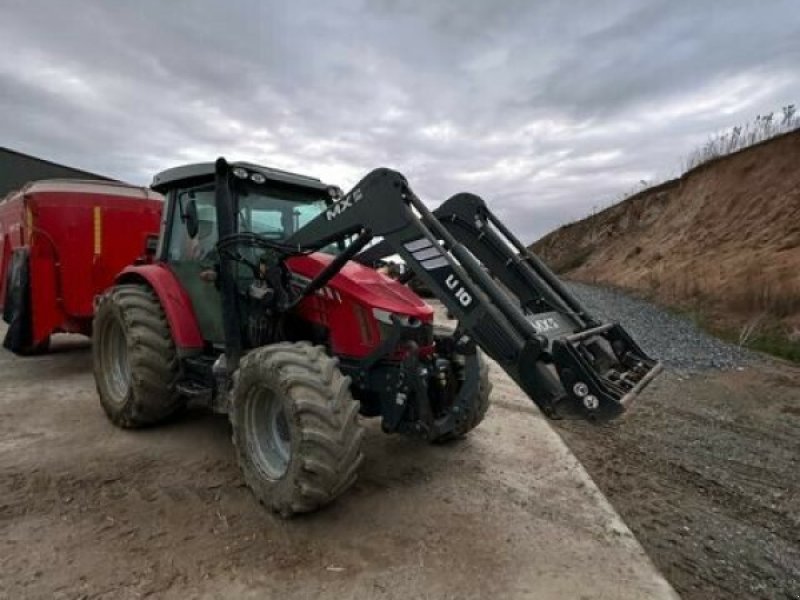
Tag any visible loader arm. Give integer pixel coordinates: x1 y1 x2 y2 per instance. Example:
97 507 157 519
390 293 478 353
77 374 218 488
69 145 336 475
433 193 597 326
286 168 661 420
357 193 597 326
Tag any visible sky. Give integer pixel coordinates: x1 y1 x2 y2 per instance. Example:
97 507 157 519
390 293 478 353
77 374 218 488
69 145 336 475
1 1 799 242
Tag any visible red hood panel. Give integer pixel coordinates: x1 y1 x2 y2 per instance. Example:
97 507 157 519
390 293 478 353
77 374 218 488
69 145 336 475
286 253 433 319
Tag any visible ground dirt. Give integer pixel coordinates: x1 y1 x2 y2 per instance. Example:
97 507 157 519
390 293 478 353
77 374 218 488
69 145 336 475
0 328 675 600
6 296 798 599
555 362 800 600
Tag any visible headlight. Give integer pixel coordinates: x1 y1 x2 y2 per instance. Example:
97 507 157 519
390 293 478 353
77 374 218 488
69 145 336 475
372 308 420 327
573 382 589 398
372 308 433 347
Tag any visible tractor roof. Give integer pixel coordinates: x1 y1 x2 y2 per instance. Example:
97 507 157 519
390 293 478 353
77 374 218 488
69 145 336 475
150 161 330 193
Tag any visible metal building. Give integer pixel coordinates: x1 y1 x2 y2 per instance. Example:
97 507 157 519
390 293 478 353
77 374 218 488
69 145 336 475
0 147 113 199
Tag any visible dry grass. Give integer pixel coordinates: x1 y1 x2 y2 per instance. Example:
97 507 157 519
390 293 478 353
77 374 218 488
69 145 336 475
683 105 800 171
653 264 800 362
723 262 800 318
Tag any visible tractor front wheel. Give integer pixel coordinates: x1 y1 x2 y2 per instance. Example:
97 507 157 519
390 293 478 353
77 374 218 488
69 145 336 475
93 284 184 427
231 343 364 517
429 326 493 443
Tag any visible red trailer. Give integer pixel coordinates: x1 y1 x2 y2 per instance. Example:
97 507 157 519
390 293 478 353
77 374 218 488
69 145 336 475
0 180 162 353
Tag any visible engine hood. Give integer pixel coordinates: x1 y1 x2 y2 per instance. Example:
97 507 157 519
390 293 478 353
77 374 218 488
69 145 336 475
286 252 433 320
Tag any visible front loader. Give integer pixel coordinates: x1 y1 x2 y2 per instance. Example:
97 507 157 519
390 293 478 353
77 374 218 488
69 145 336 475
92 158 660 516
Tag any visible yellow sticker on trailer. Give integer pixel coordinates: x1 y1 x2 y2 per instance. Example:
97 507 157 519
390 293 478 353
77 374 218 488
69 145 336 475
26 206 33 245
93 206 102 254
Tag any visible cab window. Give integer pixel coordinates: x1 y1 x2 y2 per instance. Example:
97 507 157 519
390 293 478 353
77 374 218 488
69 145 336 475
168 185 217 261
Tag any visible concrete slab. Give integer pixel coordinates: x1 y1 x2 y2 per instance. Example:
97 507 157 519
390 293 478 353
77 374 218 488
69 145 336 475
0 322 678 599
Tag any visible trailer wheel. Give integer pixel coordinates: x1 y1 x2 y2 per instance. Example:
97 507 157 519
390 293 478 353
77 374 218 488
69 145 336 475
429 326 492 443
19 335 50 356
230 342 364 517
93 284 184 428
1 248 48 355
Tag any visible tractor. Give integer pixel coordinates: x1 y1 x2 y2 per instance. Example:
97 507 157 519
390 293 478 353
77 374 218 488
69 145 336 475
92 159 660 516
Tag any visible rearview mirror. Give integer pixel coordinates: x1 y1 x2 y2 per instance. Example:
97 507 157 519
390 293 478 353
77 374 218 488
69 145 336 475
134 233 160 265
184 199 199 239
144 233 159 256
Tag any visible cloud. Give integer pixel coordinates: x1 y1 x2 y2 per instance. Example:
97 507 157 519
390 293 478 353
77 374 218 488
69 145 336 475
1 0 798 241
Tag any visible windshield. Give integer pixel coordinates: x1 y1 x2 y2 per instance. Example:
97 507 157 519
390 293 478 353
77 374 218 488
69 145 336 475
236 184 328 239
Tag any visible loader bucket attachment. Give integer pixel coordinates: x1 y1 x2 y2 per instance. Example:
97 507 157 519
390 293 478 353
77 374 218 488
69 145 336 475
546 323 662 420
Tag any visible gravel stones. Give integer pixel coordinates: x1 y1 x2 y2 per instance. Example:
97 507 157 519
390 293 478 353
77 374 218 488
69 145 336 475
567 282 753 372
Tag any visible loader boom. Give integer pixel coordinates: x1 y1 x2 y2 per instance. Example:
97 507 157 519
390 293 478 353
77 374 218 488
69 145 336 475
287 168 661 420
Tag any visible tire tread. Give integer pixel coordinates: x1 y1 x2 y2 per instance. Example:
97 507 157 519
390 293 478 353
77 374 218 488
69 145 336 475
93 284 184 428
231 342 364 517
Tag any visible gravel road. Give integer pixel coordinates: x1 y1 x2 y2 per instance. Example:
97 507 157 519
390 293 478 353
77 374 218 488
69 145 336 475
558 282 800 600
567 281 753 371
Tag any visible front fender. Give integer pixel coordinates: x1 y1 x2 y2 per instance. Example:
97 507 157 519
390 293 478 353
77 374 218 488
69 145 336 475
115 264 204 354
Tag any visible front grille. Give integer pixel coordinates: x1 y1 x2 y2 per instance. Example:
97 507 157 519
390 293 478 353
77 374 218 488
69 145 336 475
377 320 434 349
407 321 434 347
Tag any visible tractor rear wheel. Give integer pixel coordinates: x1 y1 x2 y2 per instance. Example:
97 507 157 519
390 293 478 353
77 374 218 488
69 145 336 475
93 284 184 427
230 342 364 517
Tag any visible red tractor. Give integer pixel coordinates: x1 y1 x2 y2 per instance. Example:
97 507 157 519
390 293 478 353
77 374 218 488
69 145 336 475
93 159 660 516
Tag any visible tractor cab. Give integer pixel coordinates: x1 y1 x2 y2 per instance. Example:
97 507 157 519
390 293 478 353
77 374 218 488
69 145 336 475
150 162 339 347
149 160 433 364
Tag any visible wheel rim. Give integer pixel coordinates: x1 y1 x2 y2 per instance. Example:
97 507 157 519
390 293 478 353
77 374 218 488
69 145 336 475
102 316 131 404
247 385 292 479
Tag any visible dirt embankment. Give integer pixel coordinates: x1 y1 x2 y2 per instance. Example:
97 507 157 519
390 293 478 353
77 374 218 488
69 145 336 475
532 129 800 350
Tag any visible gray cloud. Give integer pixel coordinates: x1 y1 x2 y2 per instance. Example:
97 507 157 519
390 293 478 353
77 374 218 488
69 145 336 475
1 0 798 241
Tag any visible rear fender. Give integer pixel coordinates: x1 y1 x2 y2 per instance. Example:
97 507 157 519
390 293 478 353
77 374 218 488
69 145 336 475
115 264 204 355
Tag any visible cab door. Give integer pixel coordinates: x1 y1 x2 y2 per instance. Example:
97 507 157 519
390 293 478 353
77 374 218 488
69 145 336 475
164 185 225 346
